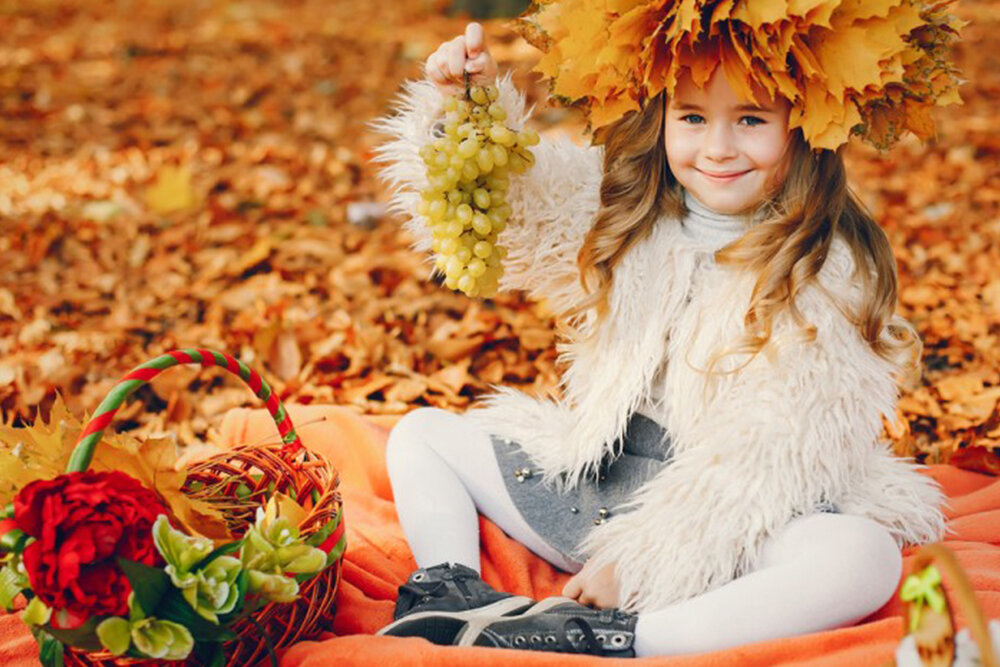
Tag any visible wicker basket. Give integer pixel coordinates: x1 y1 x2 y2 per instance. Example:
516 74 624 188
57 348 345 666
887 543 998 667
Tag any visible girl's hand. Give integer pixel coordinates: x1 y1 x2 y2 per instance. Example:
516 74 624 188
425 22 498 96
562 559 622 609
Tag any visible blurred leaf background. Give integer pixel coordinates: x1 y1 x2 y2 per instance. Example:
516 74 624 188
0 0 997 473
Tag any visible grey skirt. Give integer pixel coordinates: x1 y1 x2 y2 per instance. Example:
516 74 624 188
490 411 839 563
490 411 673 561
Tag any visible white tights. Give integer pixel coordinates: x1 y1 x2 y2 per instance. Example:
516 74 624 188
385 407 903 657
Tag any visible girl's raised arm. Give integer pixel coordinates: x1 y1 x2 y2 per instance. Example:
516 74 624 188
368 23 603 315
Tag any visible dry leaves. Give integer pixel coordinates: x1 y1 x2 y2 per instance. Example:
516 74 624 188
0 395 231 541
510 0 964 149
0 0 997 474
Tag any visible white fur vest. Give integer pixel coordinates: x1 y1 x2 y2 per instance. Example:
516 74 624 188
369 72 948 613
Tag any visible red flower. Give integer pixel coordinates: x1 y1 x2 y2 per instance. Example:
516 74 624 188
14 471 167 629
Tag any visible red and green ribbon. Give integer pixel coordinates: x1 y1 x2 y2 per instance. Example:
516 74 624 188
307 509 347 566
900 565 946 633
66 348 303 473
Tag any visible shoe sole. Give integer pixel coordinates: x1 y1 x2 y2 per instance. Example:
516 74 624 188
376 595 535 645
454 596 577 647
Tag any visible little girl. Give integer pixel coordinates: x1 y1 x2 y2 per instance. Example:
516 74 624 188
368 5 960 657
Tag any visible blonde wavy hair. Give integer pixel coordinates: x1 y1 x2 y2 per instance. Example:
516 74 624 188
562 89 922 387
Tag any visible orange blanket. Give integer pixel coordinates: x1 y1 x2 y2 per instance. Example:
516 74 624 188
2 404 998 666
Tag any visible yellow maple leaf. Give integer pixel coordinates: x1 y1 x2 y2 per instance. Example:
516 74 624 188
95 429 232 542
147 164 196 216
902 99 936 140
518 0 962 150
797 85 856 150
718 39 760 106
935 85 962 107
813 24 900 98
0 399 71 504
731 0 789 30
0 394 230 542
678 39 720 89
589 89 640 130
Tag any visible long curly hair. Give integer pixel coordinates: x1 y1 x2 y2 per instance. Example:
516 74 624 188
562 89 921 386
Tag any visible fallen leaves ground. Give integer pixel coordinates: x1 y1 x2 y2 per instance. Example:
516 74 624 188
0 0 997 470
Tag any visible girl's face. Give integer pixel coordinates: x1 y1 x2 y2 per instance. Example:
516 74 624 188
664 68 793 216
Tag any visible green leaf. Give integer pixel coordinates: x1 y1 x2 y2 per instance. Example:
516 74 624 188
248 615 279 667
43 617 101 652
193 539 243 571
118 558 171 617
35 630 64 667
217 568 249 625
0 565 24 611
157 590 237 643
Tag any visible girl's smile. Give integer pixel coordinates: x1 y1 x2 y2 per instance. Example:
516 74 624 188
664 69 793 216
697 168 752 182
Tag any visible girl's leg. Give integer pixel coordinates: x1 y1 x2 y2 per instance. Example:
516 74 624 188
633 513 902 657
385 407 583 574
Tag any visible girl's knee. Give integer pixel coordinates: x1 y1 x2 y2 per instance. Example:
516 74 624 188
385 407 445 477
782 514 902 618
385 407 473 475
837 517 902 607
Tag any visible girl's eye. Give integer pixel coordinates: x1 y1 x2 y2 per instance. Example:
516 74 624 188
678 114 766 126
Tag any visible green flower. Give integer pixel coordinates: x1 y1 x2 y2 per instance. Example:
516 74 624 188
152 515 245 624
97 609 194 661
21 597 51 626
181 555 242 624
242 506 326 576
239 500 327 604
275 543 327 574
152 515 214 590
247 569 299 603
96 616 131 656
131 617 195 660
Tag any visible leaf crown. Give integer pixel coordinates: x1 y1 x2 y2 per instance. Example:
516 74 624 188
509 0 965 150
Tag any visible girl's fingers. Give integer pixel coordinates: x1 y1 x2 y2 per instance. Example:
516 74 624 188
465 52 487 74
448 37 467 79
562 575 582 599
425 52 441 80
427 29 491 91
465 22 484 57
432 56 451 87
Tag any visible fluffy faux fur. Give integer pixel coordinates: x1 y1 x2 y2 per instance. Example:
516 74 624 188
367 70 604 313
369 73 949 613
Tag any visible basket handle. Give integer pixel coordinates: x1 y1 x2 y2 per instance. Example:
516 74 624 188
909 542 999 667
67 348 303 473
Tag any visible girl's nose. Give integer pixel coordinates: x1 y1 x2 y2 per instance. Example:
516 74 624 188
703 122 739 162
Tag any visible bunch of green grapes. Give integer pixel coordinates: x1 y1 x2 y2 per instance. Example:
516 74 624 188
416 80 538 298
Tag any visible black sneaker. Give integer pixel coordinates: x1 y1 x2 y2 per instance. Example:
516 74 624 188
376 562 534 644
454 596 637 657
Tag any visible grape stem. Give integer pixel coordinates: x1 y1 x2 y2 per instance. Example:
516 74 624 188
464 69 471 101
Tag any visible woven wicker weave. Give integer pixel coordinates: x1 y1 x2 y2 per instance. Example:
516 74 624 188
59 348 344 666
